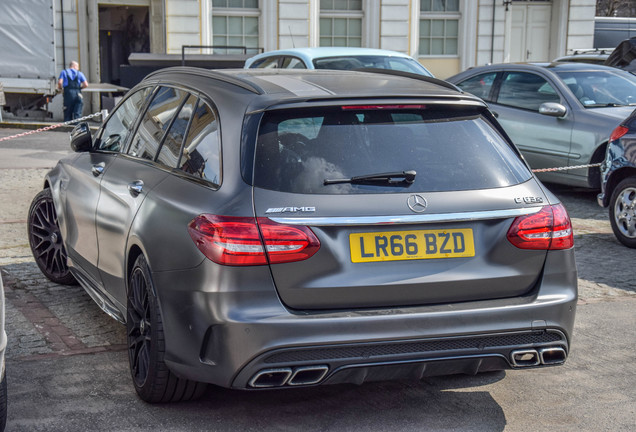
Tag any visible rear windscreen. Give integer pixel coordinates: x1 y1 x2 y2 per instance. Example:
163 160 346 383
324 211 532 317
254 106 531 194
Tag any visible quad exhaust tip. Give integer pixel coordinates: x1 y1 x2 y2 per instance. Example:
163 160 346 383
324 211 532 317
539 347 567 365
249 365 329 388
511 347 567 367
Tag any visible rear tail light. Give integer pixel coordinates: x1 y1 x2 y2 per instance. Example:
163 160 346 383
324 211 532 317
187 215 320 266
609 125 629 142
507 204 573 250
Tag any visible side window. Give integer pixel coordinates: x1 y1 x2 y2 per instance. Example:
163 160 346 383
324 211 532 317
128 87 187 161
156 94 198 168
252 56 280 69
455 72 497 101
281 57 306 69
96 87 152 152
178 101 221 186
496 72 560 111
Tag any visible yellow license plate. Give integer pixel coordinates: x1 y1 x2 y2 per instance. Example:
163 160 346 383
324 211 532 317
349 228 475 263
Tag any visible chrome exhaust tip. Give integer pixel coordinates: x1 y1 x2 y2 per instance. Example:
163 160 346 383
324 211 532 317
510 349 540 367
539 347 567 365
288 365 329 386
249 368 293 388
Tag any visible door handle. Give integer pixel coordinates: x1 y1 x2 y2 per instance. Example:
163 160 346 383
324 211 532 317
127 180 144 196
91 163 105 177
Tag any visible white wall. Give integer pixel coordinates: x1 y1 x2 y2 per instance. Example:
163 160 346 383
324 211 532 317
166 0 201 54
566 0 596 51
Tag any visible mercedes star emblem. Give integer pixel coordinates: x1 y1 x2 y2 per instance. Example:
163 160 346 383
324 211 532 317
407 194 428 213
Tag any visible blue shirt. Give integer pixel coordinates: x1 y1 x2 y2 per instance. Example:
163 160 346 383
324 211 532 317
58 69 87 88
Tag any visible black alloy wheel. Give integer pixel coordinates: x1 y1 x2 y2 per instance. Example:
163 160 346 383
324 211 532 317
27 189 77 285
126 255 206 403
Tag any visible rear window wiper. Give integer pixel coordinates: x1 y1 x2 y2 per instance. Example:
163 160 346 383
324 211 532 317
324 170 416 186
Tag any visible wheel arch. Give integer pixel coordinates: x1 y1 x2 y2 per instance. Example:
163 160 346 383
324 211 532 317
588 142 608 189
607 168 636 203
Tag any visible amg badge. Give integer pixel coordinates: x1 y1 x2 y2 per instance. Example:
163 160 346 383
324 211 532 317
265 206 316 214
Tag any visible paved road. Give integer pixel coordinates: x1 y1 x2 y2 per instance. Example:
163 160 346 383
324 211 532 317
1 128 635 431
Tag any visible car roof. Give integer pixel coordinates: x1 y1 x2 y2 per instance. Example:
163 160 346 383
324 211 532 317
145 67 478 108
447 61 626 82
244 47 418 67
247 47 415 59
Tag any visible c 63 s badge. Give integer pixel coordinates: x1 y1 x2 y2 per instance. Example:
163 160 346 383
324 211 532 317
265 207 316 214
514 197 544 204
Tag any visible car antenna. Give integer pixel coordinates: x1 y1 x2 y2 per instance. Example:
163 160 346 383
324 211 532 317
289 26 295 48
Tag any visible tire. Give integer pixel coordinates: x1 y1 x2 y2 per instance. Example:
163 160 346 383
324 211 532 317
27 189 77 285
127 255 206 403
609 177 636 248
0 371 7 432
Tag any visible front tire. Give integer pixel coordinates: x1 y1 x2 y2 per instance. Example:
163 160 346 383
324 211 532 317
609 177 636 248
127 255 206 403
27 189 77 285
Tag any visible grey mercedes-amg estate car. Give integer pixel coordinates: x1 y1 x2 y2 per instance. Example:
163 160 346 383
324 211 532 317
28 68 577 403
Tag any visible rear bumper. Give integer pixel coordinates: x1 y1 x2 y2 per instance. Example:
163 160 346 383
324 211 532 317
152 249 577 389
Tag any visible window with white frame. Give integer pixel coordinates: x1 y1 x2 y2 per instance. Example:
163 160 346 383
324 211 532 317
212 0 260 54
419 0 460 56
320 0 363 47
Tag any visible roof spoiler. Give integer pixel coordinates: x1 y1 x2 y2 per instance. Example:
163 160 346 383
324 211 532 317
353 68 462 92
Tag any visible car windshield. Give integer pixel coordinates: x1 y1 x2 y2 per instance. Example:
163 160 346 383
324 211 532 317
312 55 433 76
556 70 636 107
254 106 531 194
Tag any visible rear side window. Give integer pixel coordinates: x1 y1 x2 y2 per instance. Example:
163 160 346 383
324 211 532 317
178 101 221 186
254 106 531 194
455 72 497 102
251 56 281 69
156 94 198 168
128 87 188 161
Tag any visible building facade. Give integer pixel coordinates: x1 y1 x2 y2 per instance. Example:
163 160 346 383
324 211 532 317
56 0 595 88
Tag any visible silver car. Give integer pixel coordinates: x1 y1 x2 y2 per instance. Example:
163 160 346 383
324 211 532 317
28 68 577 403
448 62 636 188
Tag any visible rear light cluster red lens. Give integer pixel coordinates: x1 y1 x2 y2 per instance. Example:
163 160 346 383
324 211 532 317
610 125 629 142
507 204 573 250
187 215 320 266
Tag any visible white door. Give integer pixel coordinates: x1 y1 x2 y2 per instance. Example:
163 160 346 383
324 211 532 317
510 2 551 62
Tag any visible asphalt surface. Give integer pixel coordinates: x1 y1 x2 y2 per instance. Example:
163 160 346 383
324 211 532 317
1 128 635 431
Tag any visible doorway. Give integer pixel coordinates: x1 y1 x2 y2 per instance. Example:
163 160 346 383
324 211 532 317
98 5 150 85
510 2 552 62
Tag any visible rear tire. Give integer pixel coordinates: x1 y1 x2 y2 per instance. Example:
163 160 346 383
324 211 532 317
609 177 636 248
126 255 206 403
27 189 77 285
0 371 7 432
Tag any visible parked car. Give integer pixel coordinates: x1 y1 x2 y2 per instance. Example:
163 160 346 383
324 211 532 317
447 63 636 188
598 108 636 248
553 49 612 65
0 274 7 431
28 67 577 403
244 47 434 76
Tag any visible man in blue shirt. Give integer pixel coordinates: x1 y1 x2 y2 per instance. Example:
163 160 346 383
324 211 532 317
57 61 88 122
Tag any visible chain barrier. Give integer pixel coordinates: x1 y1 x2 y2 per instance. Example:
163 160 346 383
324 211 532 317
0 111 106 143
0 117 603 175
532 163 602 173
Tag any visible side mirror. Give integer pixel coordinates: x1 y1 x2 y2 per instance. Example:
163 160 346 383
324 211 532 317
70 122 93 152
539 102 567 118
